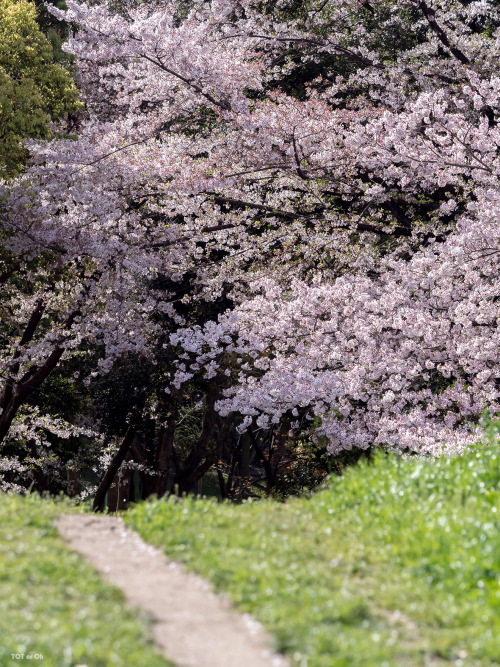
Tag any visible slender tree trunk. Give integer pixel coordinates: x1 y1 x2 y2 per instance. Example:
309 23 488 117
1 299 46 411
0 344 66 445
240 432 251 499
93 426 138 512
172 385 219 495
249 428 276 495
0 391 23 445
66 466 81 497
29 440 49 494
217 465 227 499
0 283 92 447
154 418 176 497
107 467 132 511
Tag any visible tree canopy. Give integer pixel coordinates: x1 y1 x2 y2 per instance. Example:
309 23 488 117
1 0 500 499
0 0 79 177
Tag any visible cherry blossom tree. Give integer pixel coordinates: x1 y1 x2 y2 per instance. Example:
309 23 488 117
2 0 500 496
162 0 500 455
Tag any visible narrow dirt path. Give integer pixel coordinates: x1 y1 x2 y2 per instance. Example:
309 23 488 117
57 514 289 667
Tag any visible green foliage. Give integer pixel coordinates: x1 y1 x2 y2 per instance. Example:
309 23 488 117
127 443 500 666
174 402 203 453
33 0 72 59
0 0 80 178
0 493 171 666
272 439 330 499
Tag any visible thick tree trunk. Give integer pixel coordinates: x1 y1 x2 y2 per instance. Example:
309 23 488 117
182 413 235 495
171 390 237 496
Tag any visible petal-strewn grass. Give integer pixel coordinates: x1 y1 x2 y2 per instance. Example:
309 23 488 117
127 446 500 667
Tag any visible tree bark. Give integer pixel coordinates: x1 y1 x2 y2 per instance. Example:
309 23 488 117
240 432 251 499
417 0 470 65
249 428 276 495
66 466 81 497
0 304 82 446
154 418 176 497
0 344 66 445
1 299 46 410
172 385 219 495
93 426 138 512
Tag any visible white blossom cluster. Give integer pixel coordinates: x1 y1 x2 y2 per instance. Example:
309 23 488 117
1 0 500 458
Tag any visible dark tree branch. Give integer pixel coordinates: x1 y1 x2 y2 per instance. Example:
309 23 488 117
417 0 470 65
140 54 230 111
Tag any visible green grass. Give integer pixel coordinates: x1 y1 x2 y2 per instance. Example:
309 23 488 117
0 494 171 667
126 445 500 667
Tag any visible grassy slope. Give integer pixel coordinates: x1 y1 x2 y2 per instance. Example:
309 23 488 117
0 494 171 667
126 446 500 667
